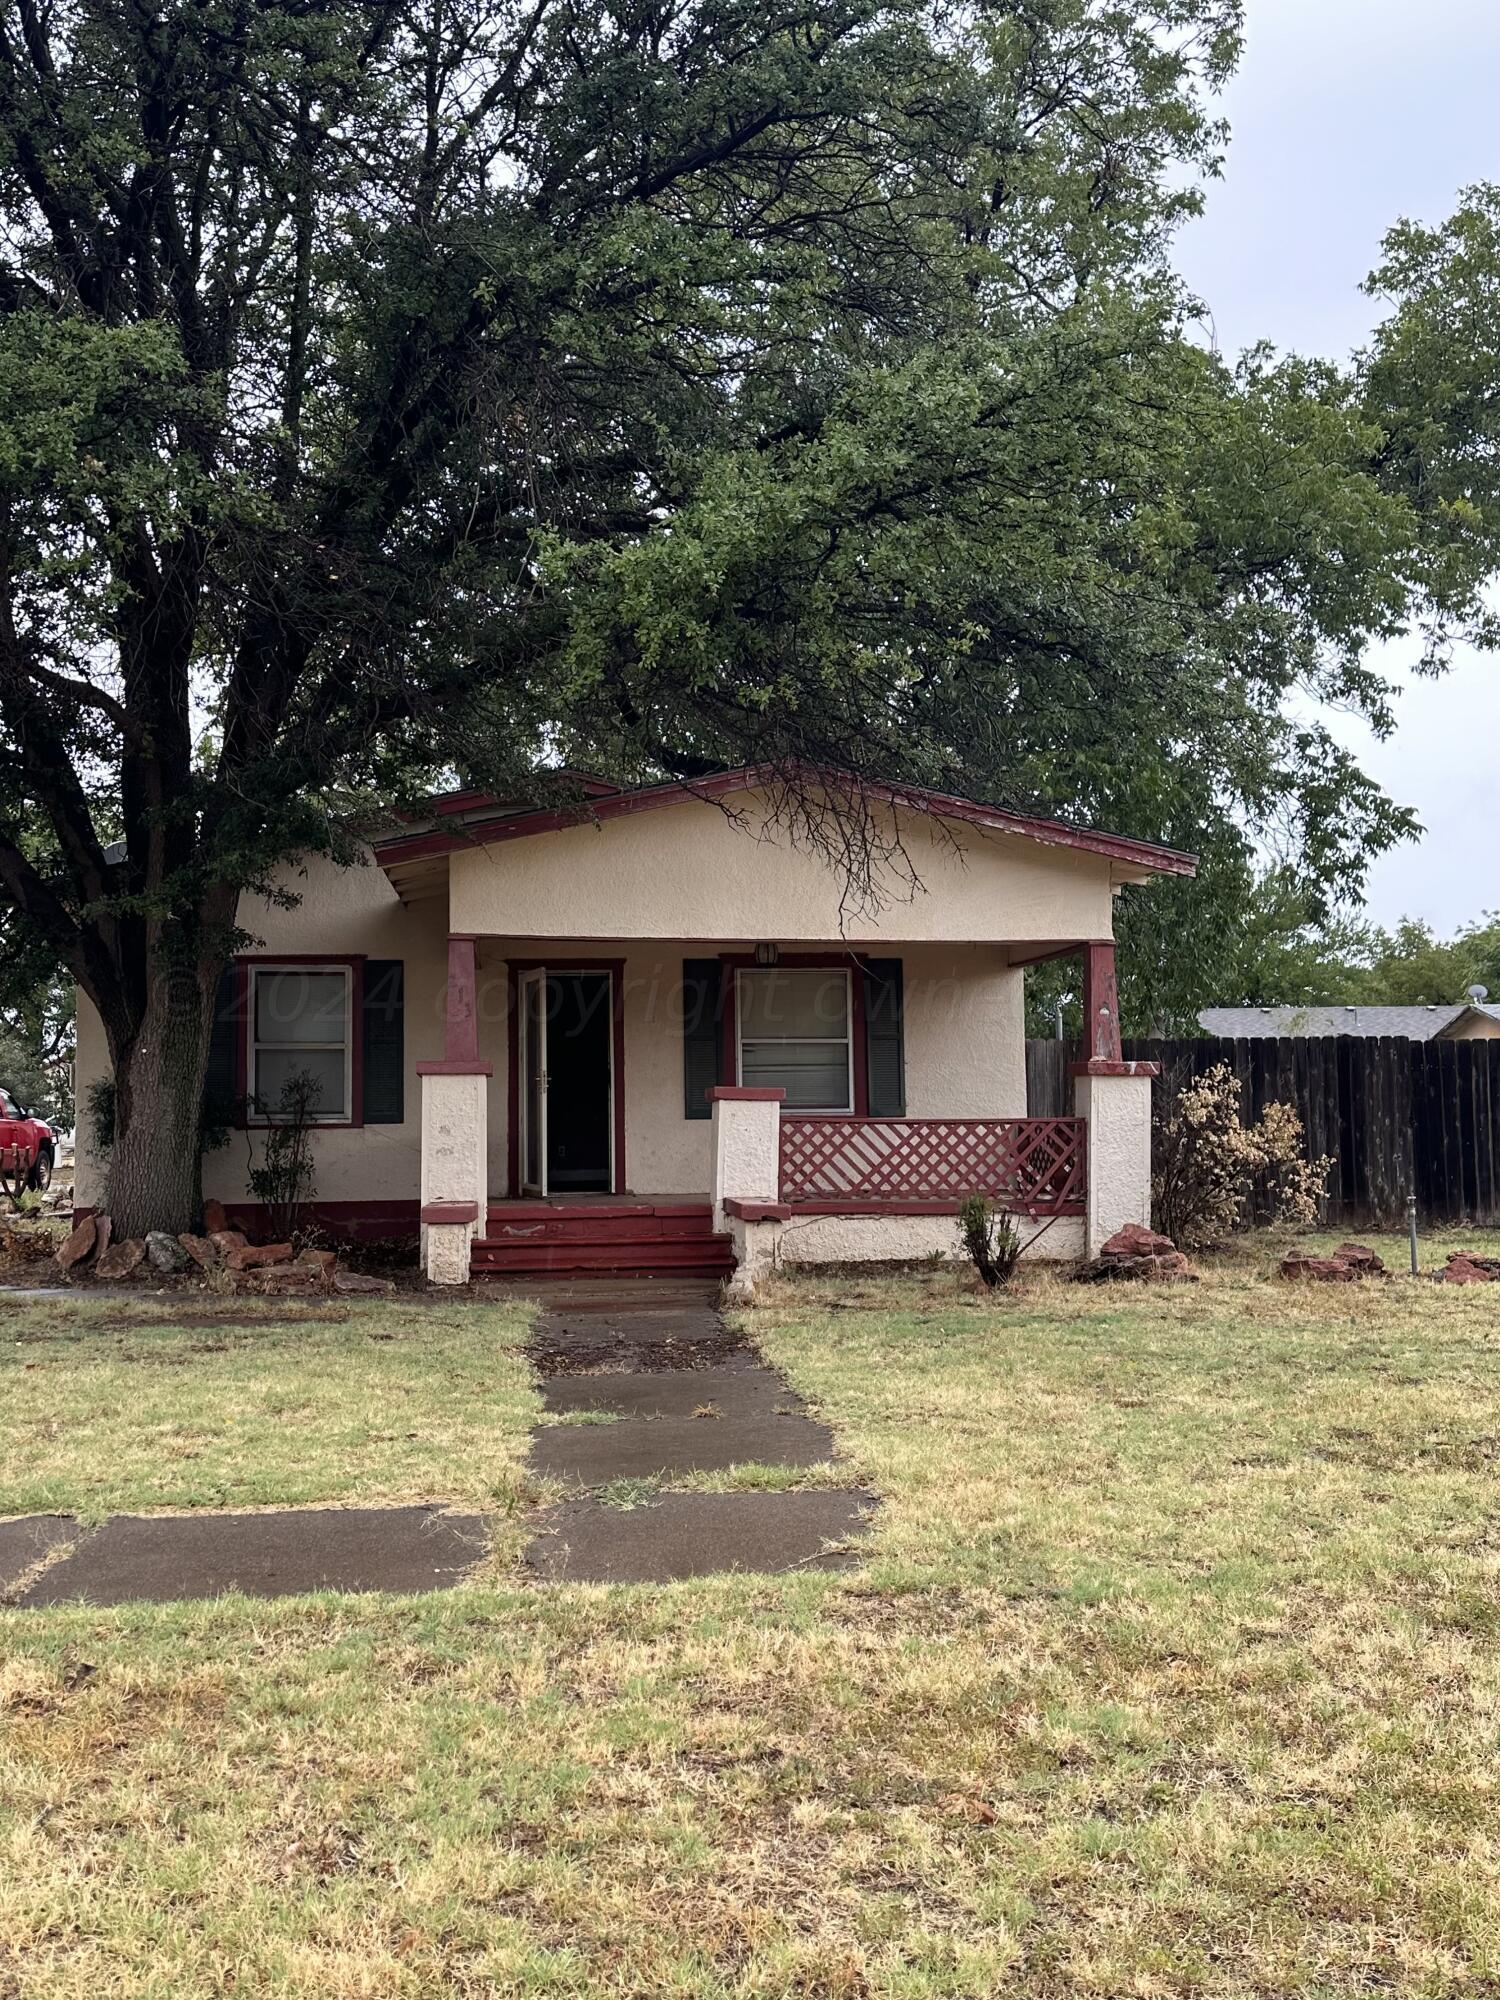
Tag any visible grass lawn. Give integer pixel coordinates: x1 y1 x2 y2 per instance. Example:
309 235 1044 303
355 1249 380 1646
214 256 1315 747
0 1291 537 1520
5 1229 1500 1996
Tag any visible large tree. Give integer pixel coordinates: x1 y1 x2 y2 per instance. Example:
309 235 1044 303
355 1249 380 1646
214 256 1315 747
0 0 1486 1231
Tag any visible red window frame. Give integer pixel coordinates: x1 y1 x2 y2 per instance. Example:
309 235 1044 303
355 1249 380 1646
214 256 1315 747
231 954 368 1130
718 954 870 1119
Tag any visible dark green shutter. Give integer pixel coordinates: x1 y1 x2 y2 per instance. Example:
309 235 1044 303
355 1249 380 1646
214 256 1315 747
203 966 241 1131
862 958 905 1116
682 957 723 1118
362 960 405 1124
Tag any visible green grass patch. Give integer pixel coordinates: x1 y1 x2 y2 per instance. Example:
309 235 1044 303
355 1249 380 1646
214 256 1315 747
0 1293 536 1519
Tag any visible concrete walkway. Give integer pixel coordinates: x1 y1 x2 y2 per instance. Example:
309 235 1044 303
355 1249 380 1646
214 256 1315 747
2 1281 871 1605
519 1279 873 1582
2 1505 488 1607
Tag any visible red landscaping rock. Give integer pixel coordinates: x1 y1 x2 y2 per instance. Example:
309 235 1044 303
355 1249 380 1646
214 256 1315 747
96 1237 147 1280
1078 1221 1196 1283
295 1247 338 1276
177 1232 221 1270
208 1229 248 1257
1081 1249 1195 1283
94 1216 113 1260
1439 1254 1500 1285
1100 1223 1180 1261
1281 1253 1360 1282
243 1264 324 1294
202 1199 228 1235
224 1241 293 1271
56 1215 97 1272
333 1270 397 1296
1080 1224 1200 1288
1282 1242 1388 1283
1331 1241 1387 1276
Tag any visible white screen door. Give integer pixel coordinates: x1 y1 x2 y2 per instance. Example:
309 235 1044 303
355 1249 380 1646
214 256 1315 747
519 968 548 1195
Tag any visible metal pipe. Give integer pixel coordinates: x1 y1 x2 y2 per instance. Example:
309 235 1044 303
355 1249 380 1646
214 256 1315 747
1407 1194 1419 1277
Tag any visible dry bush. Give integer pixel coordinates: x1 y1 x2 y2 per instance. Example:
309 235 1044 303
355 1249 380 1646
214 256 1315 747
1153 1062 1330 1249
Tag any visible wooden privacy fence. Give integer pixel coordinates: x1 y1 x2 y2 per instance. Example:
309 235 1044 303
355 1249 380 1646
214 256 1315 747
1026 1035 1500 1228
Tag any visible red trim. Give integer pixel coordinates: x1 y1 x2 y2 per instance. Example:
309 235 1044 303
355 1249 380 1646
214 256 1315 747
706 1086 786 1103
721 954 869 1117
784 1199 1086 1218
421 1201 479 1225
1070 1060 1160 1079
73 1198 422 1244
779 1113 1087 1215
1081 940 1123 1066
237 957 366 1130
505 960 627 1197
416 1060 494 1076
723 1198 793 1220
443 934 480 1064
372 765 1198 876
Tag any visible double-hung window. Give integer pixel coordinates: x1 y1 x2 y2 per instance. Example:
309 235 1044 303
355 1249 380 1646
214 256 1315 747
249 966 353 1123
736 968 853 1112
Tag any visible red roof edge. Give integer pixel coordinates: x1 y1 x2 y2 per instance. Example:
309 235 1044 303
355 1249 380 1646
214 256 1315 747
373 764 1197 877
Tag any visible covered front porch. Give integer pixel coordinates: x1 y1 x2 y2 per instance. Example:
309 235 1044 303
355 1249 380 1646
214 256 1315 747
414 933 1152 1285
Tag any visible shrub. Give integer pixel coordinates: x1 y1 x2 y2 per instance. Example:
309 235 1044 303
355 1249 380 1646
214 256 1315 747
1152 1063 1329 1250
245 1068 321 1244
959 1195 1023 1288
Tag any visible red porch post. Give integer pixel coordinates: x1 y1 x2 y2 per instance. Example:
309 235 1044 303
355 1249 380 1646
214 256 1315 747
1081 940 1122 1067
444 933 480 1065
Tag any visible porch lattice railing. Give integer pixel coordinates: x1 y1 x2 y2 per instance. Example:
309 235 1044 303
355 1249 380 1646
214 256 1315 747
778 1116 1087 1215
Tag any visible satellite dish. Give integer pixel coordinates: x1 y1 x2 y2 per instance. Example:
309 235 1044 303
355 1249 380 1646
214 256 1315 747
1468 984 1490 1004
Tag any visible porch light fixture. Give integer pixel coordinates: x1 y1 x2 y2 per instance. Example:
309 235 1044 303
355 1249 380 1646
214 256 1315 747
755 942 779 967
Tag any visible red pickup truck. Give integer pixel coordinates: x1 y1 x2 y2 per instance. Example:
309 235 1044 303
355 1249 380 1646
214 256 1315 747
0 1087 55 1190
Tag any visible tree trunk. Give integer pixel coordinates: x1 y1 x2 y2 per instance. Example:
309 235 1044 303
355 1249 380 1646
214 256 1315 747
105 961 217 1240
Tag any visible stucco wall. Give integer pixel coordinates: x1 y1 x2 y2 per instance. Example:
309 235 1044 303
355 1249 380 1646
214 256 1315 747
476 940 1025 1196
73 851 449 1214
75 853 1035 1211
450 789 1118 944
775 1211 1086 1266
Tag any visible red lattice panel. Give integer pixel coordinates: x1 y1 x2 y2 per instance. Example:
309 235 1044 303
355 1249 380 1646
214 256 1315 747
779 1116 1086 1215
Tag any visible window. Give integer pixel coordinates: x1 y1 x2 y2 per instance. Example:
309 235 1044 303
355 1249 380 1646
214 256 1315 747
249 967 352 1122
736 968 853 1111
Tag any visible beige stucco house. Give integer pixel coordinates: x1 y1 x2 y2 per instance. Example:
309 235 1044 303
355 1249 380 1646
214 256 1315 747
74 770 1193 1288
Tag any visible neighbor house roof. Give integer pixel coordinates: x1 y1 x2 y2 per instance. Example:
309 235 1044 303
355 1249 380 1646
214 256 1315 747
1199 1004 1500 1042
372 765 1199 880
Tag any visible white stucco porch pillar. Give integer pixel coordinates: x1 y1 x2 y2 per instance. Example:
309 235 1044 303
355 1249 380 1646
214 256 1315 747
1072 1068 1155 1256
707 1086 786 1297
707 1086 785 1230
418 935 492 1284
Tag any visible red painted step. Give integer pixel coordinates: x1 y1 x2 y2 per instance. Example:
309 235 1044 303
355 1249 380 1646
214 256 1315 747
472 1197 733 1277
471 1238 735 1277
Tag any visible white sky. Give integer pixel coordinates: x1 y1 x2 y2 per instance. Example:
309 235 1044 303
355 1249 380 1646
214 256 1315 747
1172 0 1500 934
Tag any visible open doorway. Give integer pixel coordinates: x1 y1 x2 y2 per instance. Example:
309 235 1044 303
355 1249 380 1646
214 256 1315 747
518 968 615 1195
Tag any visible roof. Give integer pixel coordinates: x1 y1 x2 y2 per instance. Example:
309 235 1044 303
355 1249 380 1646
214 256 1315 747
1199 1004 1500 1042
371 765 1199 882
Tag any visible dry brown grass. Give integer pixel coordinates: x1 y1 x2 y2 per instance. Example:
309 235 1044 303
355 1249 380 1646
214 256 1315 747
4 1230 1500 1996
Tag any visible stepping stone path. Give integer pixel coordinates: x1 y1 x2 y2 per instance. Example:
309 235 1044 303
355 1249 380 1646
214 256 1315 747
3 1506 488 1607
3 1281 871 1605
520 1279 873 1582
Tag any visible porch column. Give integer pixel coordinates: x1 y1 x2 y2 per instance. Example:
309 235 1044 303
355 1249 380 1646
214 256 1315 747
708 1086 786 1297
418 935 492 1285
1071 939 1156 1256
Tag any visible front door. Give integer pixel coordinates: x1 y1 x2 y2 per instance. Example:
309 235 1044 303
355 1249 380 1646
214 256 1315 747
517 968 615 1197
519 968 548 1195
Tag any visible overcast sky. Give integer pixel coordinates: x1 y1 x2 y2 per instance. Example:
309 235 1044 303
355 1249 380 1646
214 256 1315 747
1171 0 1500 936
